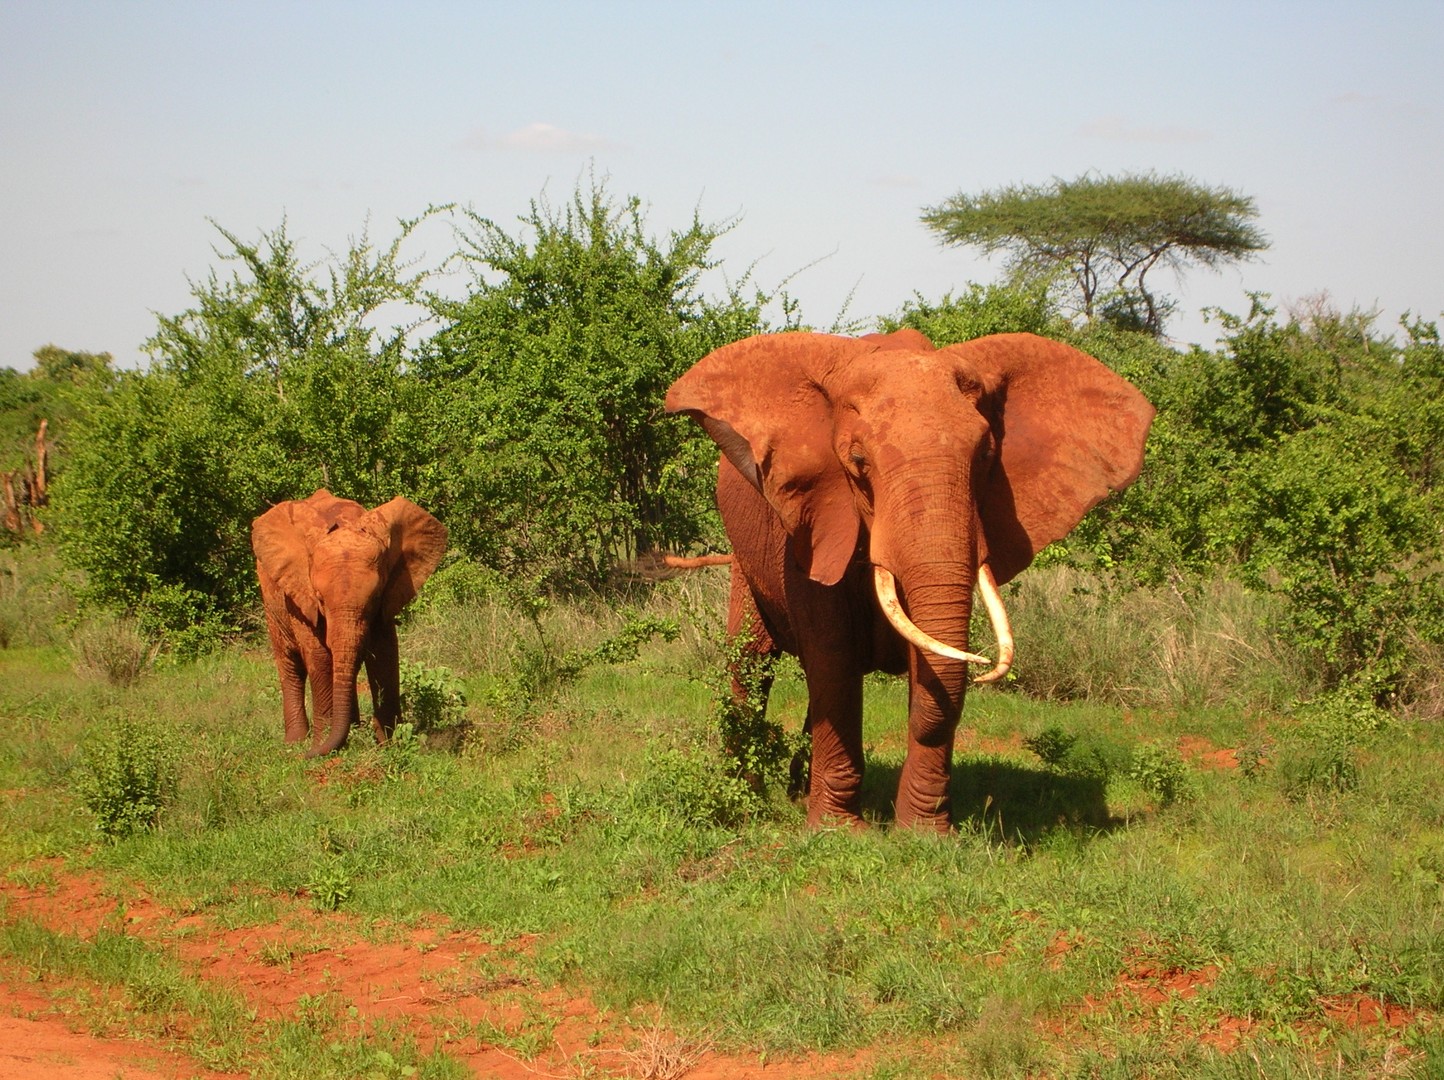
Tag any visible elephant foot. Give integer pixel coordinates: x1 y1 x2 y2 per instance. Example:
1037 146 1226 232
806 787 864 829
893 798 953 833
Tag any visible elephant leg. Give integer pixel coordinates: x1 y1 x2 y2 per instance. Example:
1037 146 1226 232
365 618 401 742
801 659 865 827
292 621 333 750
274 647 310 744
895 654 967 832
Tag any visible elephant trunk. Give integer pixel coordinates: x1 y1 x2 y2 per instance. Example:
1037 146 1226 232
308 630 364 758
874 568 989 665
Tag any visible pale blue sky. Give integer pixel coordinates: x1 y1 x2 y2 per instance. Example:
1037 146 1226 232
3 1 1441 369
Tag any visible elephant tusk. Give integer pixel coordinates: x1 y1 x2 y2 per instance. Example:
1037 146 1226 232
972 562 1015 684
873 566 992 666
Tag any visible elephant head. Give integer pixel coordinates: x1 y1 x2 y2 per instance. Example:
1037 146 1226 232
666 331 1153 827
252 489 448 756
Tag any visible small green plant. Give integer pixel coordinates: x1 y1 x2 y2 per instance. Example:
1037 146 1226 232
398 661 467 733
1024 725 1078 769
73 714 179 837
637 743 761 830
135 583 232 662
713 632 803 795
1128 742 1192 806
304 860 353 911
485 596 679 727
381 722 419 780
70 612 156 686
1275 684 1390 798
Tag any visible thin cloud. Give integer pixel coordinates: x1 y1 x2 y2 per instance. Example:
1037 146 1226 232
1080 115 1212 144
464 122 621 153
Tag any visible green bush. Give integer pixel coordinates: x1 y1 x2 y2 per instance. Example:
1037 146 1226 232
415 177 773 589
1127 743 1193 806
1274 685 1390 798
74 714 179 837
135 583 232 662
398 661 467 734
880 279 1060 345
634 743 761 830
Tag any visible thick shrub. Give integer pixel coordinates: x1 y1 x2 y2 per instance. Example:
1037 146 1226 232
74 715 179 837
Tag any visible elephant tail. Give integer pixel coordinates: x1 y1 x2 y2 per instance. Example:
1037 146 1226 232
662 553 734 569
624 552 734 582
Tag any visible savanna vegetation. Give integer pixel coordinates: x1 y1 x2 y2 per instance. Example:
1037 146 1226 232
2 173 1443 1078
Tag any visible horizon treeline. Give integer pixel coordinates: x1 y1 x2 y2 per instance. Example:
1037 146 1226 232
2 178 1442 706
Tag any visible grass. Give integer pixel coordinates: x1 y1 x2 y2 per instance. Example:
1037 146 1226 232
1 562 1442 1076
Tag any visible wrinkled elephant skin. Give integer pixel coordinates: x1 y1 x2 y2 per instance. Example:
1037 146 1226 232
251 489 447 756
667 331 1154 830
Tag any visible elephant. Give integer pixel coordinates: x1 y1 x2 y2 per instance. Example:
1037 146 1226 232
251 489 448 756
665 329 1154 830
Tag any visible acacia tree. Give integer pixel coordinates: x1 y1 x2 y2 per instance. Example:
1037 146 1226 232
921 172 1267 335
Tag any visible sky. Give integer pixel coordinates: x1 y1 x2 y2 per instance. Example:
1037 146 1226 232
2 0 1441 371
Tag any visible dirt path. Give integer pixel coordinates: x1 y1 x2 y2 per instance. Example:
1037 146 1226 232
0 866 872 1079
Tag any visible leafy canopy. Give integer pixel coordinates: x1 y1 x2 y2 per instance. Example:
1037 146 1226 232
921 172 1267 335
416 177 775 588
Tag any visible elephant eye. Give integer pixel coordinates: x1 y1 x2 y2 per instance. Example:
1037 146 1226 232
848 449 868 475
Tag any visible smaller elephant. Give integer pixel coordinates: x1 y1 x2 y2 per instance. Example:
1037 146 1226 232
251 489 448 756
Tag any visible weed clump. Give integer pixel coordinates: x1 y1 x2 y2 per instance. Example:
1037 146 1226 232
398 661 467 734
71 613 156 686
1274 684 1390 798
74 714 179 837
1127 743 1194 806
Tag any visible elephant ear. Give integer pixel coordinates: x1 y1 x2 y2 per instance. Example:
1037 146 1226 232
666 332 871 586
950 333 1155 586
359 498 449 620
251 499 328 624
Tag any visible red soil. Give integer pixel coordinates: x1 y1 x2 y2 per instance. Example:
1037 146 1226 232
0 866 1427 1077
0 866 870 1079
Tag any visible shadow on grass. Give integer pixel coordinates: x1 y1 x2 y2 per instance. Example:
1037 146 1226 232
861 753 1115 843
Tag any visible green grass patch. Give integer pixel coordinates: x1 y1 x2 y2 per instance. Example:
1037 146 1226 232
1 581 1441 1075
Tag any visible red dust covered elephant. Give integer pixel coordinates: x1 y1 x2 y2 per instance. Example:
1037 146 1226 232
666 330 1154 830
251 489 447 756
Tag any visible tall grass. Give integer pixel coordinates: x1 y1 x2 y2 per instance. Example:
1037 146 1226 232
977 566 1314 711
0 543 77 648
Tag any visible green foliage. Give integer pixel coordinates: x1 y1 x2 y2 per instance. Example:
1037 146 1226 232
714 633 804 797
0 544 76 648
921 171 1267 335
1127 743 1193 806
304 859 354 911
1070 301 1444 699
485 594 680 727
635 742 762 829
74 713 179 837
878 280 1060 344
398 661 467 733
55 216 433 615
135 582 232 662
1022 725 1077 769
1274 685 1390 798
415 177 771 588
1227 415 1441 686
